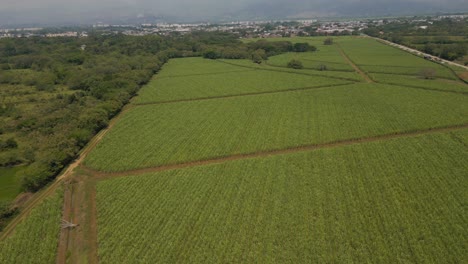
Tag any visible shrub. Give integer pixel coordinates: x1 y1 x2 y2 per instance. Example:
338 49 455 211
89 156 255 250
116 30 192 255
317 64 328 71
287 59 304 69
324 38 334 45
419 68 437 79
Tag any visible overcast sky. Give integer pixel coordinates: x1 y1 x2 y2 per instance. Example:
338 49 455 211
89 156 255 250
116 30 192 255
0 0 467 25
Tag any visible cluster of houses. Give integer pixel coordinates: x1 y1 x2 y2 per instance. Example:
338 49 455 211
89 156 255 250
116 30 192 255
116 20 368 38
1 14 465 39
0 28 88 38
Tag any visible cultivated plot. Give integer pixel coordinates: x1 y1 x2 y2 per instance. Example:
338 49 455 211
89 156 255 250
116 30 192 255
369 73 468 93
96 131 468 263
267 49 354 72
85 84 468 172
337 38 457 79
218 59 365 81
135 67 351 104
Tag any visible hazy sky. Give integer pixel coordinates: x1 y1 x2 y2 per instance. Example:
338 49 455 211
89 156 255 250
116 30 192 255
0 0 467 25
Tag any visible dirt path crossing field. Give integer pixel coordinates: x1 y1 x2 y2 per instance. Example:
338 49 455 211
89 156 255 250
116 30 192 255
84 123 468 181
336 43 374 83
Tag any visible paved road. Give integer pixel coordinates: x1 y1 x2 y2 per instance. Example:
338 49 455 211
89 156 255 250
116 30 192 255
368 36 468 71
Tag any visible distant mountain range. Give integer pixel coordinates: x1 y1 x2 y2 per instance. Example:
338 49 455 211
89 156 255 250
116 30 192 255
0 0 467 27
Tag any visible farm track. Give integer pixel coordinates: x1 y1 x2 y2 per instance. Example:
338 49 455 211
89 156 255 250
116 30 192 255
84 123 468 180
134 82 355 106
55 183 74 264
336 43 374 83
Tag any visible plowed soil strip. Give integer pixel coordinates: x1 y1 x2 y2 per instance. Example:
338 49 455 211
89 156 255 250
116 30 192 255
89 123 468 180
337 44 374 83
134 83 354 106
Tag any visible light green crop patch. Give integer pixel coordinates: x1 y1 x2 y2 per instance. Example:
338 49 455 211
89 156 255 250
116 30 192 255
85 84 468 172
95 131 468 263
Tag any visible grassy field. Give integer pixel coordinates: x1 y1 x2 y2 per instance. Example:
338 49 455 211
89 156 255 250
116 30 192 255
0 188 63 263
134 65 351 104
0 167 24 202
85 83 468 172
96 131 467 263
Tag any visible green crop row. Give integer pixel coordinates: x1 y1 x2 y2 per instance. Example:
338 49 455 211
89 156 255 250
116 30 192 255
360 65 456 80
369 72 468 93
217 59 365 81
134 67 351 104
84 83 468 172
96 131 468 263
337 38 458 79
0 188 63 263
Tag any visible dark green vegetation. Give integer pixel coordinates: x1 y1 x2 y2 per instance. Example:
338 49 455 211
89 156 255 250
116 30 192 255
364 18 468 65
97 131 467 263
0 188 63 263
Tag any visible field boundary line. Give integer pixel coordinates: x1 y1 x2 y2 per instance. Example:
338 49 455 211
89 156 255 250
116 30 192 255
301 58 351 66
156 69 255 79
377 82 468 95
86 123 468 180
336 43 374 83
264 62 355 73
366 70 459 81
133 83 355 106
216 60 363 82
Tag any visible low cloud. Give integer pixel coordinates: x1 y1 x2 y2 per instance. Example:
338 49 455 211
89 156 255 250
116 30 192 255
0 0 466 25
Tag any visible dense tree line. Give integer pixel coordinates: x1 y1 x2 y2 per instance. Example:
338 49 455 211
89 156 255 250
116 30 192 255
202 39 316 63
